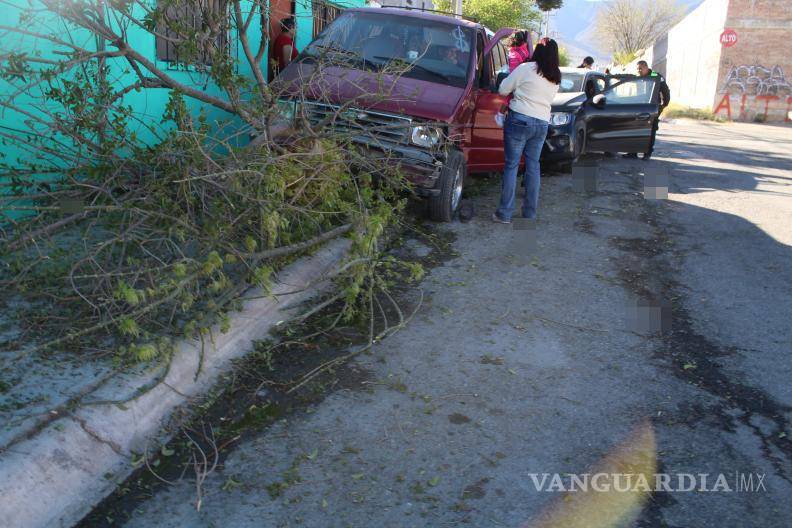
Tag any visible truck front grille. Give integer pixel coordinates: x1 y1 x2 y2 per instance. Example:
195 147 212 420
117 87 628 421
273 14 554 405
300 101 413 145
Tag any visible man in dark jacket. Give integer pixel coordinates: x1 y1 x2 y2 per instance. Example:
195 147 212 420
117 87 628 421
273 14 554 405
624 60 670 160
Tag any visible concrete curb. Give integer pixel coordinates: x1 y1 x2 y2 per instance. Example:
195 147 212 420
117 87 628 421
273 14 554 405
0 238 350 528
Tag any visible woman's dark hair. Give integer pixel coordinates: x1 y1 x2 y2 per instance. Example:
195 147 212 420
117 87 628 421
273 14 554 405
531 37 561 85
511 31 527 48
578 56 594 68
280 17 295 32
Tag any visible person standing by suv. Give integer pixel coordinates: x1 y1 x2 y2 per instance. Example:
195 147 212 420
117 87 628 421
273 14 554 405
508 31 531 71
623 60 670 160
272 17 298 77
496 31 532 127
493 38 561 223
577 56 594 69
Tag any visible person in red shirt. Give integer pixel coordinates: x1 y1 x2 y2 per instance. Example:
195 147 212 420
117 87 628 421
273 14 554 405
273 17 298 76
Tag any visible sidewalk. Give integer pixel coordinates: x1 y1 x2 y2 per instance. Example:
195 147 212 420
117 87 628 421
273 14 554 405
0 239 350 528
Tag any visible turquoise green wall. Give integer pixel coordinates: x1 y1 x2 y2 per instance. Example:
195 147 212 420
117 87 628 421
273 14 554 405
0 0 366 179
0 5 97 173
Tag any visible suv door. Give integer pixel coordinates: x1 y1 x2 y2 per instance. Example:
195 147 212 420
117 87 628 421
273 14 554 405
466 28 514 172
580 76 659 154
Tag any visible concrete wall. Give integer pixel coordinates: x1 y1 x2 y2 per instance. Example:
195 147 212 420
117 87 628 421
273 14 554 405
655 0 730 110
714 0 792 122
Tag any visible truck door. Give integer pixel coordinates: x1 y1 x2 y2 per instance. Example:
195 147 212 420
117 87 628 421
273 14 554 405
581 77 659 154
466 28 514 173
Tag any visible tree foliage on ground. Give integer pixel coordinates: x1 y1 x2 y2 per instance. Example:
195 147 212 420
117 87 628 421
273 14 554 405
436 0 542 31
0 1 424 364
594 0 685 57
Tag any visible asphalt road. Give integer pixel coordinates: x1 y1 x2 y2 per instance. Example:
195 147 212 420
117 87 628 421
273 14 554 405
103 119 792 528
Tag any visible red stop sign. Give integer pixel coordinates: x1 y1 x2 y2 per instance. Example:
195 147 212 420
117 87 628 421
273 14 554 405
720 29 738 47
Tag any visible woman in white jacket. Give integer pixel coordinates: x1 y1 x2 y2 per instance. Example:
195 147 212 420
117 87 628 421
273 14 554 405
493 38 561 223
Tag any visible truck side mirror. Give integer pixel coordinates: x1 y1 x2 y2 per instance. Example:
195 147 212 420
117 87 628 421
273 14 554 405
592 93 606 108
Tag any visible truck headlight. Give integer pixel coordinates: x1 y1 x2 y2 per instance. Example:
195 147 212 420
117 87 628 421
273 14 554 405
410 125 443 148
550 112 571 126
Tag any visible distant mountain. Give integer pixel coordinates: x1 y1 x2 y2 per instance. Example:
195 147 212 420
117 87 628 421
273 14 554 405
547 0 703 66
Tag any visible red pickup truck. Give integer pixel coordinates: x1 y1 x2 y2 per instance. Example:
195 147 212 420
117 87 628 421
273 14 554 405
276 8 518 221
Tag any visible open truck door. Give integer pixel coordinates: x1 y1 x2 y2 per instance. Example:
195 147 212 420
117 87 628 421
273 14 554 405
466 27 519 172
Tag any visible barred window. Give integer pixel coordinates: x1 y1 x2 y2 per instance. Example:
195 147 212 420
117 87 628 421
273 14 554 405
312 1 343 39
155 0 229 66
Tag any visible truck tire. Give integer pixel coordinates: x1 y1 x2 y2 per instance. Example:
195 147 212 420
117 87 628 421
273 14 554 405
429 149 465 222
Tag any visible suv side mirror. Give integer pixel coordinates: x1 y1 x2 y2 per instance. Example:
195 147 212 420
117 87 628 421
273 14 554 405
495 71 508 91
592 93 606 108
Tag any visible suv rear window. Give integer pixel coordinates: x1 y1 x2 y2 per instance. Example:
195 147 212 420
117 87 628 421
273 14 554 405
302 12 474 88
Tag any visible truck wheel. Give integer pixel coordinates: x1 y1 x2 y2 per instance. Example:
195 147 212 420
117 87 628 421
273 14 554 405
429 149 465 222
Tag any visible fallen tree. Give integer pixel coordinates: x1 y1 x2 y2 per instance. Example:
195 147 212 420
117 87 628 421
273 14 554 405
0 1 423 366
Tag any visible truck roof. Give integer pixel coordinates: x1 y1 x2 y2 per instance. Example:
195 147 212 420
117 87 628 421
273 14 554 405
345 7 482 29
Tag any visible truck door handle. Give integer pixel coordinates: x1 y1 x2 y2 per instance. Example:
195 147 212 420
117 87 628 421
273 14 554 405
637 113 651 120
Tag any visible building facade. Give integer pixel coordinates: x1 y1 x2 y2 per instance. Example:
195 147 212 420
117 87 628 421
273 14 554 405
640 0 791 122
0 0 363 174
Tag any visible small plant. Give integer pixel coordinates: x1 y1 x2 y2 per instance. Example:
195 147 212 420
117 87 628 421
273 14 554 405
664 103 726 122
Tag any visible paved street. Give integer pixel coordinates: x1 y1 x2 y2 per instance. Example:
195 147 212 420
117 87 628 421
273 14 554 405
99 119 792 527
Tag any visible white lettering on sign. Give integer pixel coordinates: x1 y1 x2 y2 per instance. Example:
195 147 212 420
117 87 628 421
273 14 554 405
720 29 738 47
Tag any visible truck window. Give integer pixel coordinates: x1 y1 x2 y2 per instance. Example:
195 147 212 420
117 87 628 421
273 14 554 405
493 41 508 74
477 32 490 88
303 12 475 88
606 78 656 104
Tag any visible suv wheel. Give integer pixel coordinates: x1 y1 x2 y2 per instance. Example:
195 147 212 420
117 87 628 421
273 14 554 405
429 149 466 222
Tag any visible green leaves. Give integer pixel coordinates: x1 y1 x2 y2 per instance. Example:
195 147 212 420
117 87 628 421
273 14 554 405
118 317 140 338
252 265 273 291
203 251 224 276
435 0 542 31
173 262 187 278
0 53 32 82
131 343 158 362
115 281 143 307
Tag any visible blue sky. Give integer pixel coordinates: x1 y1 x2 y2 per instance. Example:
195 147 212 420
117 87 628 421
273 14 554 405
549 0 703 63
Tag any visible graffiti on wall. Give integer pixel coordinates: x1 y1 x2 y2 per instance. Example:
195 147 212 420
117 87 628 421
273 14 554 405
714 64 792 121
719 64 791 96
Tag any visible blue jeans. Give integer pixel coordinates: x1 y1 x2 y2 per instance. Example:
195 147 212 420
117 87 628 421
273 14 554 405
496 111 548 220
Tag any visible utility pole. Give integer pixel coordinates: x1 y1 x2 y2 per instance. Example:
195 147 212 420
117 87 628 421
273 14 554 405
452 0 462 18
545 10 551 36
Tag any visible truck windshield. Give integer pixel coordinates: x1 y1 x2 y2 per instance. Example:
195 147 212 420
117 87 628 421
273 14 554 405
559 72 585 93
303 12 474 89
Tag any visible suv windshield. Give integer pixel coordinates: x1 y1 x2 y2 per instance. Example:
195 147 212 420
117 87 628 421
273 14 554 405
302 12 474 89
559 72 585 93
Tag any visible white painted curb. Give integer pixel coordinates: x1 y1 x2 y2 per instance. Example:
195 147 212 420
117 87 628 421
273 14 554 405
0 238 350 528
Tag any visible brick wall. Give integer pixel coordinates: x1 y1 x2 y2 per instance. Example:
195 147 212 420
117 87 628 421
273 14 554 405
713 0 792 122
